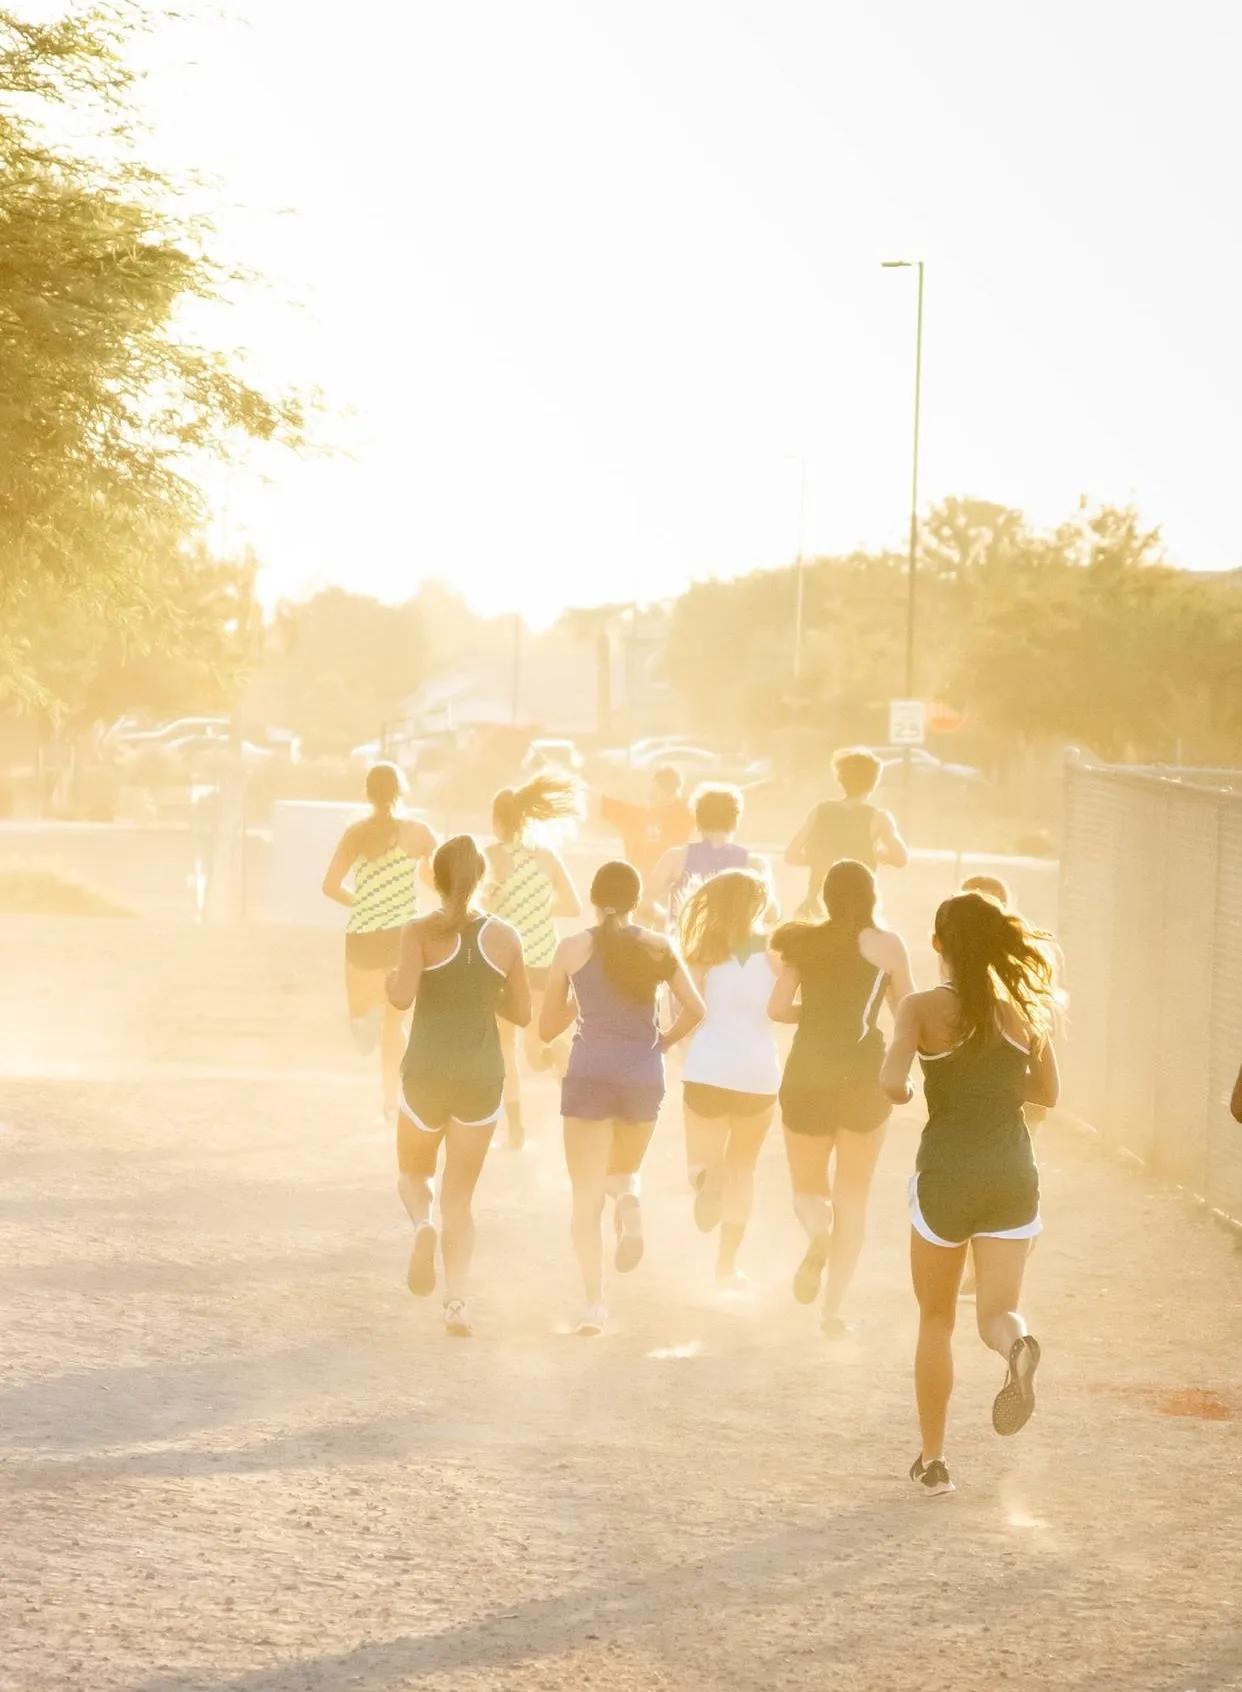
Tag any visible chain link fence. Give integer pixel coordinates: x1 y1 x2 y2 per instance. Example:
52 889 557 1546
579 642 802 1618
1059 757 1242 1223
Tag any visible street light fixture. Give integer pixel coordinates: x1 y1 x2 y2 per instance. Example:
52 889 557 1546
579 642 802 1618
881 259 924 704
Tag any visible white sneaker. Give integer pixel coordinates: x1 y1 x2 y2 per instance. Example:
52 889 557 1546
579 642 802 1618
716 1269 751 1298
443 1298 472 1338
573 1303 607 1337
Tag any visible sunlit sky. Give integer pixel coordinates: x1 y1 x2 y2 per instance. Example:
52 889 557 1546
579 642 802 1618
135 0 1242 623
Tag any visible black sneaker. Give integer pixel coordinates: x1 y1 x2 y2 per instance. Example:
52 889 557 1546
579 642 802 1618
909 1455 956 1497
992 1334 1041 1436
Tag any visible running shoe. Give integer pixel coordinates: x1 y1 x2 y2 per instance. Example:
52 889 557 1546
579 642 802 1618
694 1166 724 1234
820 1311 855 1339
716 1269 750 1298
792 1234 830 1304
992 1334 1042 1436
443 1298 472 1338
573 1303 607 1337
909 1455 956 1497
614 1196 644 1273
406 1223 437 1298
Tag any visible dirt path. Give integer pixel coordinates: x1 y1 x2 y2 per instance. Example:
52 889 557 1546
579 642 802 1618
2 923 1241 1691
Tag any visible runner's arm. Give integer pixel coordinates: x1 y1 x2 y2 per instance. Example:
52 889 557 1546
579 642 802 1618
882 932 916 1008
784 807 817 867
767 962 801 1024
879 994 920 1103
541 848 583 919
386 923 423 1010
538 944 577 1043
1233 1061 1242 1124
1024 1037 1059 1109
873 808 910 869
321 829 356 907
658 947 705 1052
496 931 532 1029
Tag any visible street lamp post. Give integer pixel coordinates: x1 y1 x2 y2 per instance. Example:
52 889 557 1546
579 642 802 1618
881 259 924 703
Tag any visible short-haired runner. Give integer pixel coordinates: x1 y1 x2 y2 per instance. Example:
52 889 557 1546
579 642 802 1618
785 749 908 919
650 783 775 930
540 861 704 1335
678 870 781 1293
770 860 914 1334
485 774 583 1149
386 835 530 1338
599 766 694 920
322 762 437 1121
880 891 1059 1497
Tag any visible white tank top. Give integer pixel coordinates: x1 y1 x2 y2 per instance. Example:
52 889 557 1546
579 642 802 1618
682 947 781 1095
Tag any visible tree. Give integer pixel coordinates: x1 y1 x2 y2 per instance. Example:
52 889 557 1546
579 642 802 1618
0 5 302 713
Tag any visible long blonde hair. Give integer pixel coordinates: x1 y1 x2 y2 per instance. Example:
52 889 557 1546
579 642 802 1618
679 869 768 967
493 773 582 844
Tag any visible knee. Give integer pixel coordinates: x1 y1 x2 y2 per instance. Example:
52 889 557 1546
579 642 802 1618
975 1305 1011 1346
917 1306 957 1340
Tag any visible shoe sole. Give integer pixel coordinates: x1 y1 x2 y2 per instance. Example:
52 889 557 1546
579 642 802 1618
445 1323 472 1339
406 1226 437 1298
993 1335 1041 1435
918 1479 957 1497
793 1238 829 1304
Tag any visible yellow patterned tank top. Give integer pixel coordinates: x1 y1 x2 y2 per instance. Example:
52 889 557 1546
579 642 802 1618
347 843 418 933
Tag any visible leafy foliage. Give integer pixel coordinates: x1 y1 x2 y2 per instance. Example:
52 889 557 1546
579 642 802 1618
0 4 303 714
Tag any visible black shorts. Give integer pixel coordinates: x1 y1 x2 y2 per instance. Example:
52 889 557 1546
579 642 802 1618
399 1074 504 1149
780 1077 891 1138
346 928 403 970
910 1165 1041 1246
683 1082 776 1120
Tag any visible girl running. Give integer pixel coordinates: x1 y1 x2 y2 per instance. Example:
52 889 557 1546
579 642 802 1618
785 748 908 917
540 861 704 1335
485 774 583 1149
322 762 437 1119
386 835 530 1338
769 859 914 1334
880 891 1059 1497
650 784 775 928
678 870 781 1292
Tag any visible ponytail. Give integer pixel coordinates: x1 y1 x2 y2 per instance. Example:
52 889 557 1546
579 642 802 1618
590 861 673 1003
494 772 583 844
427 834 486 936
934 891 1054 1048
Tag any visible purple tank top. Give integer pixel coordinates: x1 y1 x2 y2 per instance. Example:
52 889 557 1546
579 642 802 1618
669 839 750 918
566 929 663 1086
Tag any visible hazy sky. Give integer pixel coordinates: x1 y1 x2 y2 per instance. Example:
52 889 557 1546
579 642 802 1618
139 0 1241 622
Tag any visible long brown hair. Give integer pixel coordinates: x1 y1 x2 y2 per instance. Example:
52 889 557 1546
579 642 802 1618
934 891 1054 1047
679 869 767 967
493 772 582 844
773 858 877 965
355 761 403 859
590 860 674 1003
426 834 487 936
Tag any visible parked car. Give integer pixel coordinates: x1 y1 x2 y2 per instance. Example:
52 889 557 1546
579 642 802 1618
869 746 984 783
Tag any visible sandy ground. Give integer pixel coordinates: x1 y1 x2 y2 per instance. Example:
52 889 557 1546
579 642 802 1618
2 919 1242 1692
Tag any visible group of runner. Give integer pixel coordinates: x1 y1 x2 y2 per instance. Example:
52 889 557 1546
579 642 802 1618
323 747 1061 1495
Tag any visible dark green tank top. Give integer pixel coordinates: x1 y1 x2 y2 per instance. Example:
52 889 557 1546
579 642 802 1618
807 800 877 872
917 1034 1034 1177
402 915 506 1086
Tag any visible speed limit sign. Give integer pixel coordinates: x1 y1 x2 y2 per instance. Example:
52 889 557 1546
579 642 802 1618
888 699 926 746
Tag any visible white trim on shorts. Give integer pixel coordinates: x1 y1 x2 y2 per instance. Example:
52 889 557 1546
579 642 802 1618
398 1094 503 1134
907 1174 1042 1249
